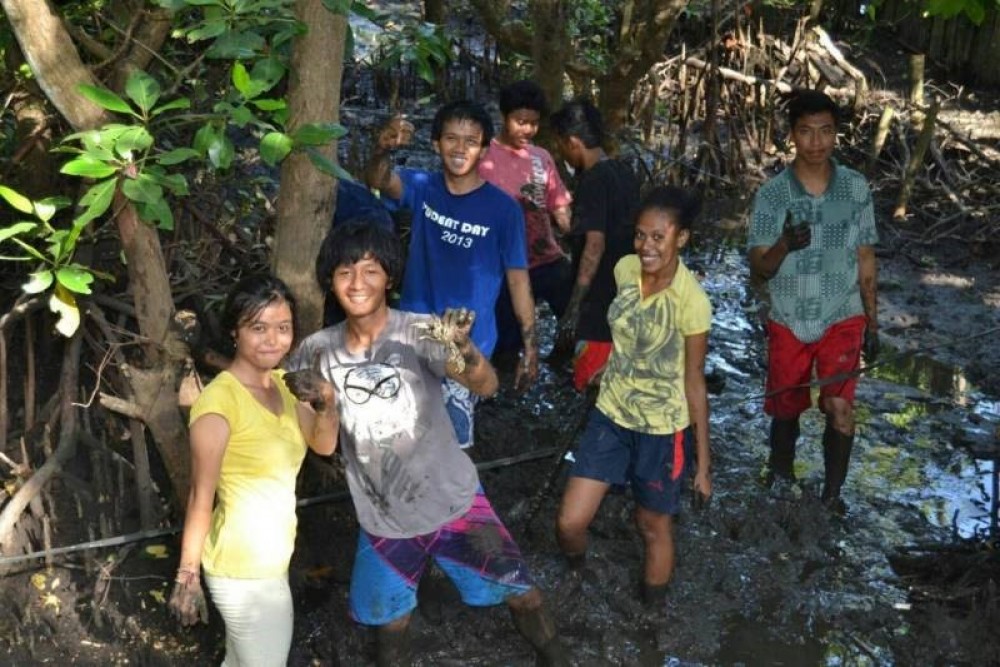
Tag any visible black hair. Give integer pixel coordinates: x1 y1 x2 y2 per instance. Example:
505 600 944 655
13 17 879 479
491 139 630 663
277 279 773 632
550 98 604 148
221 274 296 339
498 80 548 117
636 186 702 232
315 218 404 293
787 89 841 129
430 100 493 146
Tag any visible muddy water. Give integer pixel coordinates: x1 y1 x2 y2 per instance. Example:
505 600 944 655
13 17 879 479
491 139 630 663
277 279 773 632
286 244 999 666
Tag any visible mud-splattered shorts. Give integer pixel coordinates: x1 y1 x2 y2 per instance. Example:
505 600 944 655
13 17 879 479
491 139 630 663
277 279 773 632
571 408 692 515
348 490 535 626
764 315 866 419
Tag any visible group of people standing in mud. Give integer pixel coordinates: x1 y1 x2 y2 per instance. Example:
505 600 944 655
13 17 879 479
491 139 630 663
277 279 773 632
167 80 879 666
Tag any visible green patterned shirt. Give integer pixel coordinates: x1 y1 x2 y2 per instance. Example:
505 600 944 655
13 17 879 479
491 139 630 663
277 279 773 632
747 161 878 343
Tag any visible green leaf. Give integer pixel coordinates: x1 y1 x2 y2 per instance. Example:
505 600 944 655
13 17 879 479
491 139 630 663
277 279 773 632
306 149 353 180
0 185 34 214
157 147 200 166
321 0 350 14
292 123 347 146
207 31 266 59
208 134 235 170
150 98 191 117
23 270 55 294
230 104 256 127
187 20 228 42
73 179 117 229
125 71 161 114
33 197 71 223
56 266 95 295
122 175 164 204
144 169 189 196
50 285 81 337
193 124 221 156
61 156 118 179
232 62 252 97
250 58 286 92
115 126 154 158
251 98 287 112
259 132 293 165
78 84 135 115
137 198 175 230
0 221 37 243
150 0 188 10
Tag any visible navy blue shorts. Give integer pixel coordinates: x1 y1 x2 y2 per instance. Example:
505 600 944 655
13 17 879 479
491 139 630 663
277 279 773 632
570 409 692 515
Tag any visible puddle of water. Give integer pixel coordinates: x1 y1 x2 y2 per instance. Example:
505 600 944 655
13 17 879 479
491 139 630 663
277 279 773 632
716 613 828 666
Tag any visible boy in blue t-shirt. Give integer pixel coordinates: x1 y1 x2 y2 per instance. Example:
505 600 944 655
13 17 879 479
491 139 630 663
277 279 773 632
365 101 539 448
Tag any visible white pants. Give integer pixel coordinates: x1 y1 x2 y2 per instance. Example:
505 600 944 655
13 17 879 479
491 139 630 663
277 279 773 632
204 572 293 667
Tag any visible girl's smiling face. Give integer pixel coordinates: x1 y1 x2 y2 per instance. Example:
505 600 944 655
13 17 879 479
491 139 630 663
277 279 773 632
634 207 690 279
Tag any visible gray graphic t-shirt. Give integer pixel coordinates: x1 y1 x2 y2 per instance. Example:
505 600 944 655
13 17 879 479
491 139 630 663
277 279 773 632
747 162 878 342
289 310 478 538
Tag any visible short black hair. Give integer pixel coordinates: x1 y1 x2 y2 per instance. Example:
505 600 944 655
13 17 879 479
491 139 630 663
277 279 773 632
499 80 548 116
221 274 296 340
431 100 493 146
636 186 702 231
550 98 604 148
315 218 404 293
787 89 841 129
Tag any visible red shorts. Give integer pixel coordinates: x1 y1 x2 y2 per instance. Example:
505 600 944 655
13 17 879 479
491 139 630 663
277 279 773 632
764 315 867 419
573 341 613 392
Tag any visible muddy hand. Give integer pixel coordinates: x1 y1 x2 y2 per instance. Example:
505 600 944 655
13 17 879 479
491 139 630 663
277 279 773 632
169 574 208 626
514 345 539 394
284 352 334 412
376 115 415 150
441 307 475 347
781 211 811 251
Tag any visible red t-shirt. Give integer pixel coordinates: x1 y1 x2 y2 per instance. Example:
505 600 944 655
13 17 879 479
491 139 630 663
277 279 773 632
478 139 571 268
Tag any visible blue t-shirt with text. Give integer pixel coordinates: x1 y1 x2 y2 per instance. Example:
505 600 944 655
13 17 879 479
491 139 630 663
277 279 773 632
397 169 527 356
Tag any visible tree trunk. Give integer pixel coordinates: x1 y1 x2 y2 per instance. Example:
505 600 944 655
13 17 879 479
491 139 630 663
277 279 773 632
3 0 192 506
272 0 347 336
529 0 570 110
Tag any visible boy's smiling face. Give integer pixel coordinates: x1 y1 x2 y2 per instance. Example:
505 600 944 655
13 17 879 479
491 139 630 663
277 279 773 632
433 119 486 180
331 254 390 320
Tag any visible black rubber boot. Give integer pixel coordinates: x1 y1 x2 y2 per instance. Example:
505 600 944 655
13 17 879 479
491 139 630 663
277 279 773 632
376 623 412 667
510 604 571 667
821 426 854 512
767 418 800 482
640 581 669 607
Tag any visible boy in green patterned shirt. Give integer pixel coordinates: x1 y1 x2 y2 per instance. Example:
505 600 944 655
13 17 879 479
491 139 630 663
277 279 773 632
747 90 879 514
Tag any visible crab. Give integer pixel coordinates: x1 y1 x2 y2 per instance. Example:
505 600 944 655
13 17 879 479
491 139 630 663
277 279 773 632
412 309 474 373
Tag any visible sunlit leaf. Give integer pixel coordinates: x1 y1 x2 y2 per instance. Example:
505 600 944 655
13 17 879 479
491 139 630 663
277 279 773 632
73 179 117 229
187 19 227 42
232 61 252 97
0 221 37 243
260 132 293 165
250 58 286 92
50 285 81 337
22 270 54 294
77 84 134 115
115 126 154 158
60 157 118 179
144 544 169 559
193 123 220 156
251 98 286 112
56 266 95 295
125 70 161 114
208 134 235 170
32 197 71 223
0 185 34 214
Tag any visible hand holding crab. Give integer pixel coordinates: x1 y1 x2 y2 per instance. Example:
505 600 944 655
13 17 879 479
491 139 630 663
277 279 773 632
413 308 476 374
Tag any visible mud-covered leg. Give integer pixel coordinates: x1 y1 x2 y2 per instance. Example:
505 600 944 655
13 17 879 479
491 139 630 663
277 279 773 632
507 588 571 666
376 615 412 667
